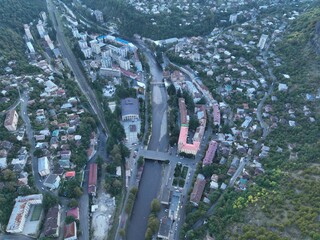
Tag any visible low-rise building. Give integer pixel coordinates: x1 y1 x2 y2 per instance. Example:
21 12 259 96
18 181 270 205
4 110 18 131
121 98 140 121
190 174 206 206
202 141 218 166
64 222 77 240
43 205 61 237
44 174 61 190
38 156 50 177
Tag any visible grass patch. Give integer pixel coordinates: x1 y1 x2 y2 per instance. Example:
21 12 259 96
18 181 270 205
30 204 42 221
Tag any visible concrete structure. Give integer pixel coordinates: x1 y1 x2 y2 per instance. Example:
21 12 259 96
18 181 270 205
38 156 50 177
6 194 43 233
64 222 77 240
121 98 139 121
178 98 188 125
119 57 131 70
4 110 18 131
88 163 97 196
190 174 206 206
101 57 112 68
0 157 7 169
43 205 61 237
158 216 172 239
202 141 218 166
24 24 33 40
44 174 61 190
90 40 101 54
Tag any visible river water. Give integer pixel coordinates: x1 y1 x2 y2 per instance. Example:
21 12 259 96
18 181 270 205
126 45 168 240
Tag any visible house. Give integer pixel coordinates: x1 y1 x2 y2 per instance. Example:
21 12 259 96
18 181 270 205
4 110 18 131
44 174 61 190
38 157 50 177
65 171 76 178
190 174 206 206
44 205 61 237
59 157 71 169
64 222 77 240
66 207 80 220
121 98 139 121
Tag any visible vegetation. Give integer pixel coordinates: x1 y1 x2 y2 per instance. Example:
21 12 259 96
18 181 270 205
145 198 161 240
0 0 46 74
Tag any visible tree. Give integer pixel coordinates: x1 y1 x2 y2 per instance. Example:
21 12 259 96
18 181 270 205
65 215 76 224
2 169 16 181
145 227 153 240
68 198 78 208
43 193 59 211
151 199 161 213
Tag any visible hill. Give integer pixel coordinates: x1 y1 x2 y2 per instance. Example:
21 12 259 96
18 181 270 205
0 0 46 74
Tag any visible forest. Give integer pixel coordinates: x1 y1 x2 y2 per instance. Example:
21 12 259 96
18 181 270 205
0 0 46 74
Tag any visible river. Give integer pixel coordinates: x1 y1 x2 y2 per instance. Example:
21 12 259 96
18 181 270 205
126 41 168 240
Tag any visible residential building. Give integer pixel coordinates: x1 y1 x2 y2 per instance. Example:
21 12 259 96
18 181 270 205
36 20 46 38
190 174 206 206
81 47 92 58
101 57 112 68
24 24 33 41
121 98 140 121
6 194 43 233
88 163 97 196
27 42 35 54
157 216 172 240
178 98 188 125
44 174 61 190
202 141 218 166
64 222 77 240
119 57 131 70
38 156 50 177
213 103 221 126
0 157 7 169
90 40 101 54
43 205 61 237
4 110 18 131
99 67 121 77
72 28 80 38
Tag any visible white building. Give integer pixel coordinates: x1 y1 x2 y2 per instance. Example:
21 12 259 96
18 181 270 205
36 20 46 38
82 47 92 58
26 42 35 53
44 174 61 190
78 40 88 49
45 80 58 93
6 194 43 233
72 28 80 38
119 57 130 70
101 57 112 68
90 40 101 54
38 157 50 177
24 24 33 41
257 34 268 50
0 157 7 169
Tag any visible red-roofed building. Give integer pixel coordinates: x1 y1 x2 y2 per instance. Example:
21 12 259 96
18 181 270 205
190 174 206 206
88 163 97 196
178 98 188 125
66 207 79 220
65 171 76 178
202 141 218 166
64 222 77 240
213 103 221 126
